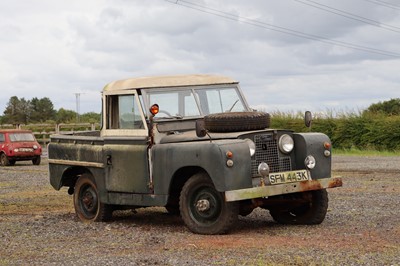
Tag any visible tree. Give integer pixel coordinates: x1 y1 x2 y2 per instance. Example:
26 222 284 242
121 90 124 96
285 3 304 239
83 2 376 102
365 98 400 116
80 112 101 123
56 108 77 123
2 96 30 124
30 97 56 122
1 96 99 125
2 96 57 124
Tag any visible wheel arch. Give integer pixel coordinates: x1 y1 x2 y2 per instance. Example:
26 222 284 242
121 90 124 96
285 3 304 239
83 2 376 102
60 166 94 188
168 166 210 201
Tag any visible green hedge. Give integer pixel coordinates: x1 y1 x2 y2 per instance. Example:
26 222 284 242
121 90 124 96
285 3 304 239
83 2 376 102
270 113 400 151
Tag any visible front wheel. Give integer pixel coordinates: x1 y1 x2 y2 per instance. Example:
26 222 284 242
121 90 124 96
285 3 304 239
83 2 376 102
74 174 113 222
179 173 238 235
0 153 10 166
32 156 41 165
269 189 328 225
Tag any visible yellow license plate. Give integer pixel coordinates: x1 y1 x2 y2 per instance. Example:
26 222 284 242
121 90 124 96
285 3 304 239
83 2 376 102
268 170 311 185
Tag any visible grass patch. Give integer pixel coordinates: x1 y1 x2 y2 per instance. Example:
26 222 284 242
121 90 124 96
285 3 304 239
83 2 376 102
333 148 400 156
0 181 17 188
0 188 72 215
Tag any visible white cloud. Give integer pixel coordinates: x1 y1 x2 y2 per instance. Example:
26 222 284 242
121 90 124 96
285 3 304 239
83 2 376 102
0 0 399 116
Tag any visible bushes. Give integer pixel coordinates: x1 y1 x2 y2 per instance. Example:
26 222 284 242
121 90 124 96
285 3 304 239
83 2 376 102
270 112 400 151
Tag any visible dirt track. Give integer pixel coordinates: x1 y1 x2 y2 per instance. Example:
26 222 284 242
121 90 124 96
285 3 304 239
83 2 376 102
0 155 399 265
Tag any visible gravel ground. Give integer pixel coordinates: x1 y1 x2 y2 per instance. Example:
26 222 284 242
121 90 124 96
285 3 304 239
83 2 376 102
0 155 399 265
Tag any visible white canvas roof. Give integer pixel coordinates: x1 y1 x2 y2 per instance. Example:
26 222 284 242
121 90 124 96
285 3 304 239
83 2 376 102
103 74 238 91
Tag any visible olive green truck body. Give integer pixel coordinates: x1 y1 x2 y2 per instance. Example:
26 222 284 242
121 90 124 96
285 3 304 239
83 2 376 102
48 75 342 234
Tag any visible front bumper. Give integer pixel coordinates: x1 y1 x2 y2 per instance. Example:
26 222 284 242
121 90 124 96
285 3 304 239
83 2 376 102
225 177 342 202
9 152 41 160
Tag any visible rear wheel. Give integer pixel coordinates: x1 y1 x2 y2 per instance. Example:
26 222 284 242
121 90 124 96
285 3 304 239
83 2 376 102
180 173 238 234
32 156 41 165
0 153 10 166
269 189 328 225
74 174 113 222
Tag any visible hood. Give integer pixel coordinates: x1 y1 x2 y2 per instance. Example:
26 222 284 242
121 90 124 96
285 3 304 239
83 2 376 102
159 129 279 144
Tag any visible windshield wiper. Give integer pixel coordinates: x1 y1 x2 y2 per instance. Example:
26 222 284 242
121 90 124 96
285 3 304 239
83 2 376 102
155 115 183 120
227 100 239 112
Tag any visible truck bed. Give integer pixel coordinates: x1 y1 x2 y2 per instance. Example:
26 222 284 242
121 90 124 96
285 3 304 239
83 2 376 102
50 131 103 145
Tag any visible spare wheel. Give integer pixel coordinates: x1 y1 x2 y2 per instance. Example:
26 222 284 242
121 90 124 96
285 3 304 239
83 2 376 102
204 112 270 132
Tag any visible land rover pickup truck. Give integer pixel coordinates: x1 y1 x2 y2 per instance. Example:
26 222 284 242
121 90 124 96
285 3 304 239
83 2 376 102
48 74 342 234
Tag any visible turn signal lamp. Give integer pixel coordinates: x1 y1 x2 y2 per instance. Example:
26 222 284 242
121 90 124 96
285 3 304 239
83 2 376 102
150 104 159 115
226 151 233 159
323 142 331 157
226 151 234 167
324 142 331 149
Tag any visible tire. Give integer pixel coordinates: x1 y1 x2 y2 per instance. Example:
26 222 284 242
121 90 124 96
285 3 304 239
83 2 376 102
179 173 238 235
0 153 10 166
74 174 113 222
204 112 270 132
32 156 41 165
269 189 328 225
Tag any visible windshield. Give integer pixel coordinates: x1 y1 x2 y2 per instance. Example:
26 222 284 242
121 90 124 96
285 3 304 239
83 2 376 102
9 133 35 142
148 90 200 118
146 86 247 119
195 87 246 114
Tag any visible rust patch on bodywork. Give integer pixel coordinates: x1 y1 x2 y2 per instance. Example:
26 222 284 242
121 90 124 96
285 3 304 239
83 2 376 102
225 177 342 202
298 177 342 193
328 177 343 188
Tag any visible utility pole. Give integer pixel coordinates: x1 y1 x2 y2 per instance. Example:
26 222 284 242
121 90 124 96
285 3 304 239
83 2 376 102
74 93 81 123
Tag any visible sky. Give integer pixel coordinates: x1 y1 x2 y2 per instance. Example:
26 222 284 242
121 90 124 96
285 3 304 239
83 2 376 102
1 0 399 116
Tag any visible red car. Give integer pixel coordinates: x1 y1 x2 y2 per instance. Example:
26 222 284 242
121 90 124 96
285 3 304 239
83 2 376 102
0 129 42 166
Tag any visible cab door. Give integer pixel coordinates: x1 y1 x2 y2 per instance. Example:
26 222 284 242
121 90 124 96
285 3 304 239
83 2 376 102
102 92 150 194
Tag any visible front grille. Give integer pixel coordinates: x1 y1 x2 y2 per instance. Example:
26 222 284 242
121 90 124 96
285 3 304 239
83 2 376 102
251 134 291 177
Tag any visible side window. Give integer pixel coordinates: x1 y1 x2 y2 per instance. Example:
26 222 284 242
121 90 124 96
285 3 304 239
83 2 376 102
106 95 144 129
0 133 4 142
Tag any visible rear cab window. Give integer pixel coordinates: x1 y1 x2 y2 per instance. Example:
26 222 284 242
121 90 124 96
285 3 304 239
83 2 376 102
9 133 35 142
102 90 148 137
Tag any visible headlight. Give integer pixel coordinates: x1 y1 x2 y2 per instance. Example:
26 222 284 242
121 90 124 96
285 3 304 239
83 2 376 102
278 134 294 154
305 155 316 169
14 148 19 152
33 145 38 149
245 139 256 157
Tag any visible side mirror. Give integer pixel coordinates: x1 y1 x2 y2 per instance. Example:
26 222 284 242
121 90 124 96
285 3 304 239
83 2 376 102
305 111 312 128
195 119 207 138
